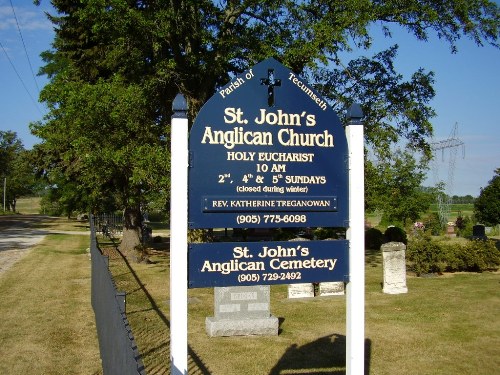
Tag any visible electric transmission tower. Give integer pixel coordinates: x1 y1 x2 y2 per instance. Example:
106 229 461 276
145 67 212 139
431 123 465 226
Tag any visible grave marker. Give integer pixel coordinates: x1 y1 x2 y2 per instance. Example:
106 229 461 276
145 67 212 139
472 224 487 240
320 282 345 296
206 286 278 336
288 283 315 299
381 242 408 294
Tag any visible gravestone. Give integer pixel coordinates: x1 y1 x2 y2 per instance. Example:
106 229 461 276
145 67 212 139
381 242 408 294
446 225 456 237
287 237 314 298
319 238 345 296
472 224 487 240
319 282 345 296
206 286 278 337
287 283 315 298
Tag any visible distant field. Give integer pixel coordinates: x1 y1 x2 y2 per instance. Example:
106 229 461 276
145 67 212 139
366 203 475 228
428 203 474 217
14 197 41 215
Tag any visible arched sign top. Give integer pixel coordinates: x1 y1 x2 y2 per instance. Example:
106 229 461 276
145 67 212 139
188 58 348 228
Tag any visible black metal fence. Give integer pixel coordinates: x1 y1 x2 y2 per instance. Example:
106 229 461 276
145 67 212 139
92 213 124 237
90 215 146 375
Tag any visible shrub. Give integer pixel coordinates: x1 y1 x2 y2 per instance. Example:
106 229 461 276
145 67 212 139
378 214 403 229
407 234 500 275
423 212 442 235
39 195 64 216
365 228 384 250
407 231 444 275
272 228 300 241
460 239 500 271
440 243 465 271
147 210 168 222
456 215 474 238
384 226 407 244
313 227 339 240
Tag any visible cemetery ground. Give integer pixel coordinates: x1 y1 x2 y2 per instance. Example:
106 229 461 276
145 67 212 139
103 235 500 375
0 202 498 374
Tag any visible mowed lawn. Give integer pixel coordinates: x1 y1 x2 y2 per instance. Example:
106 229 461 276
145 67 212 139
1 210 498 375
0 232 101 375
105 240 500 375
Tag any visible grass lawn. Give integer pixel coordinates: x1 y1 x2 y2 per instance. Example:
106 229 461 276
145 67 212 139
0 230 101 374
2 202 497 374
12 196 41 215
102 237 500 375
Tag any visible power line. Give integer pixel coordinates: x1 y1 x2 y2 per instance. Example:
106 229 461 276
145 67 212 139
0 40 43 116
9 0 41 94
430 123 465 226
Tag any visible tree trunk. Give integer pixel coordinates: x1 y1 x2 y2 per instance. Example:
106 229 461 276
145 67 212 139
119 206 143 261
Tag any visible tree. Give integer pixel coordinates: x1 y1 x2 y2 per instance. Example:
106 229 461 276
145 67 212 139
32 0 499 257
366 149 435 226
0 131 37 212
32 78 169 256
474 168 500 226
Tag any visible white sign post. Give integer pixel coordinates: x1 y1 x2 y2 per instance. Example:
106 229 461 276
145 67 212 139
170 94 189 375
345 103 365 375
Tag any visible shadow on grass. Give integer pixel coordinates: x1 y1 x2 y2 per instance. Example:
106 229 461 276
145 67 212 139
105 236 212 375
103 236 374 375
365 248 382 267
269 335 372 375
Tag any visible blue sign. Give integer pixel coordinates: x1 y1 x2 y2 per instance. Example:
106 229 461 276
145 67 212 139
188 241 349 288
188 58 348 228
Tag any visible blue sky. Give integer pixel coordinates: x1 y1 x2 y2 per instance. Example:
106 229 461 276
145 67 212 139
1 1 499 197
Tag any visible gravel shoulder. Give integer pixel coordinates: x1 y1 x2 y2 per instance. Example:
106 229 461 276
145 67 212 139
0 215 88 275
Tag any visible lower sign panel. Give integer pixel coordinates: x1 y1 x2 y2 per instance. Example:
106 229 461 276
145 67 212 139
188 240 349 288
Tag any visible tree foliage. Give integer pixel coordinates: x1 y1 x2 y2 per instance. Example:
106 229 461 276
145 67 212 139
0 131 38 212
31 0 499 253
366 149 436 225
474 168 500 225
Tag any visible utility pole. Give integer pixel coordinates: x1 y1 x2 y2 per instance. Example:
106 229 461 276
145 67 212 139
3 177 6 212
431 123 465 226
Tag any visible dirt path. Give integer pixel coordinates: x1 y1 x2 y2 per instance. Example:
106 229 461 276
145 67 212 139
0 215 88 275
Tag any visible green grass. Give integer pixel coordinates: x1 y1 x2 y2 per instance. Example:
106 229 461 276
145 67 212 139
0 232 101 375
12 196 42 214
366 204 475 230
102 239 500 375
2 214 498 374
428 203 475 221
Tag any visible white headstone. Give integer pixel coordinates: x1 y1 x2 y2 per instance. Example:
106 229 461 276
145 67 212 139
287 283 315 298
287 237 315 299
381 242 408 294
320 239 345 296
319 282 345 296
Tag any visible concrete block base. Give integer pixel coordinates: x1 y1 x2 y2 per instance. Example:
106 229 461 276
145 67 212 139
205 316 279 337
